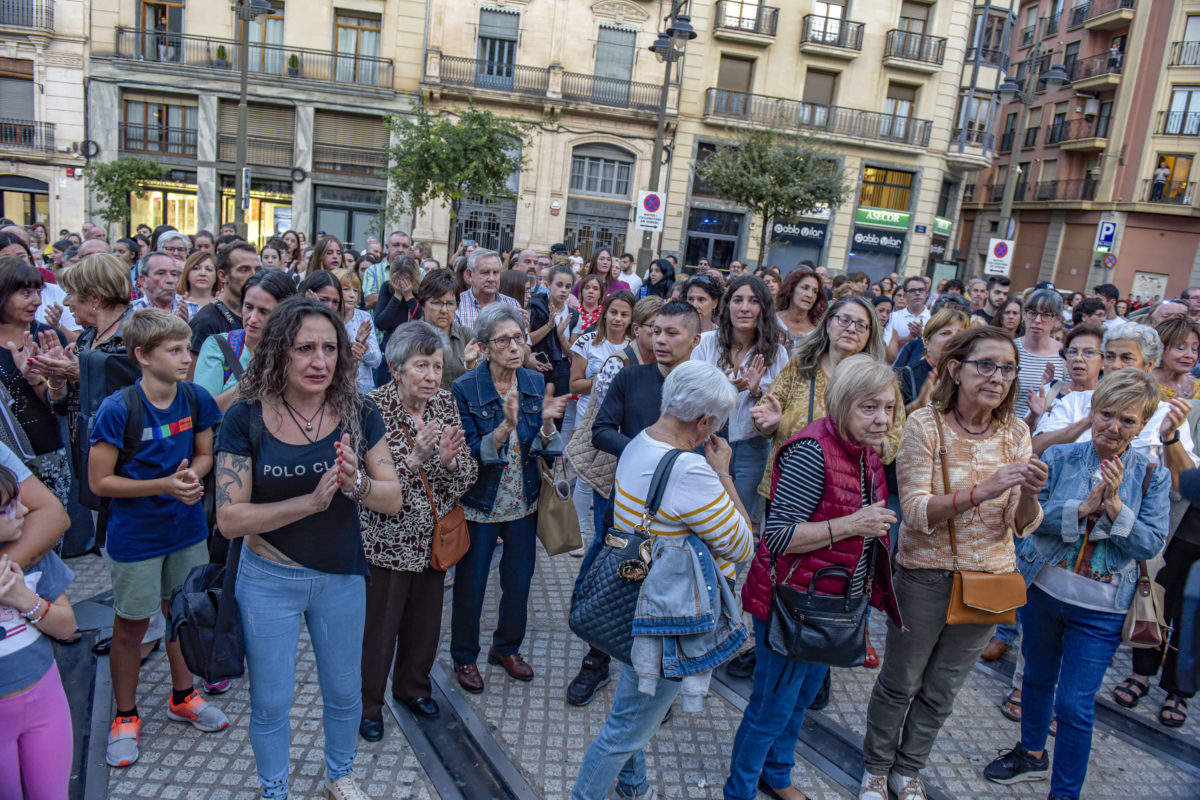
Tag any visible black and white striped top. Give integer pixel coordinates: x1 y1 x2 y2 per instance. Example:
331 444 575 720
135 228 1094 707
764 439 875 596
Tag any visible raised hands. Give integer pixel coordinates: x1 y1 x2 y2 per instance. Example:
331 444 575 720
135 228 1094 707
439 425 465 468
541 385 568 424
750 393 783 434
334 432 358 495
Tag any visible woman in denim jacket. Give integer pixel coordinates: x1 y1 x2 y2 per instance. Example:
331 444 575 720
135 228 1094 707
985 369 1170 800
450 303 567 694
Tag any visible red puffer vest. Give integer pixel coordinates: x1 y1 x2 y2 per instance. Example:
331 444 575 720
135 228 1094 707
741 415 902 627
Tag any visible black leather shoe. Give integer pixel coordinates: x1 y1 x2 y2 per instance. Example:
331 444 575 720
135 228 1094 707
726 650 756 679
400 696 440 718
809 670 832 711
358 717 383 742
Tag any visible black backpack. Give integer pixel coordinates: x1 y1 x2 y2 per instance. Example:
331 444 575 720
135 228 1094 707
77 312 139 510
167 403 261 684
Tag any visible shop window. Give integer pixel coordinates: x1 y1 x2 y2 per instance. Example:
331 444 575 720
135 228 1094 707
860 167 914 211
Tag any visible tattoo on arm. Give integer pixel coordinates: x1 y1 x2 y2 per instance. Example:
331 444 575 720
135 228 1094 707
215 452 250 509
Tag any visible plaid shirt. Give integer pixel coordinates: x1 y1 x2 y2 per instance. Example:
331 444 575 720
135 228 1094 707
454 289 521 329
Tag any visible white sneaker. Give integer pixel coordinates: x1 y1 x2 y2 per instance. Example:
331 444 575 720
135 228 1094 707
859 772 888 800
888 772 927 800
324 775 371 800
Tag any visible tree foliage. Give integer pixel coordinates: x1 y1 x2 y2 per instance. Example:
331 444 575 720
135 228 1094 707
86 157 166 226
386 96 536 250
694 128 851 258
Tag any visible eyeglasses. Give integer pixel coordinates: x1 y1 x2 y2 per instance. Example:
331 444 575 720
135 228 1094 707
963 359 1018 381
1065 347 1101 359
425 300 455 311
162 245 187 255
830 313 870 333
1024 309 1060 321
487 335 522 349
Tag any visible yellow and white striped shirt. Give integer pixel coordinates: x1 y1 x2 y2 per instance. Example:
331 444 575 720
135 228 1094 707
611 432 754 578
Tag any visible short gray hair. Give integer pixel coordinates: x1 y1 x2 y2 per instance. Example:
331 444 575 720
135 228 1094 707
385 320 446 369
467 247 500 274
660 361 737 427
1103 321 1162 365
825 354 899 435
139 251 176 276
1023 287 1064 316
474 301 525 344
157 230 189 251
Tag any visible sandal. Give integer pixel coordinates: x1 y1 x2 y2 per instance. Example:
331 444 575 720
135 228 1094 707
1113 676 1150 708
1000 690 1022 722
1160 695 1188 729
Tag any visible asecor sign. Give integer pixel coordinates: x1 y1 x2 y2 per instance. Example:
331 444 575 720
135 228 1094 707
634 191 664 232
854 207 911 231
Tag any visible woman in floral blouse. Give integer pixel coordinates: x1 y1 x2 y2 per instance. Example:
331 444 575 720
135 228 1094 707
358 322 477 739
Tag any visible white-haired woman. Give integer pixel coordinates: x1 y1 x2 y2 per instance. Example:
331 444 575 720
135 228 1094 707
572 360 754 800
449 303 568 694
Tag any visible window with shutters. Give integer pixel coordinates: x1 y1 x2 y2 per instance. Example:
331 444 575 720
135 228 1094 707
0 63 38 151
121 94 198 157
335 11 381 85
802 68 837 127
860 168 914 211
713 55 754 115
883 84 916 140
898 2 928 34
217 101 294 167
1024 106 1042 148
569 145 634 198
313 111 388 177
592 26 637 106
477 7 519 88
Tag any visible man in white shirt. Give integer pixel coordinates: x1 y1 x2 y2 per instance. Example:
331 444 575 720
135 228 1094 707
619 252 642 296
889 276 931 347
1092 283 1125 329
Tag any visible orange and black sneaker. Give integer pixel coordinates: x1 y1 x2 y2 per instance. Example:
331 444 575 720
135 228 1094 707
106 715 141 767
167 689 229 732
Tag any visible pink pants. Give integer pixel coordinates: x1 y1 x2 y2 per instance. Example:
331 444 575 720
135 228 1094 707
0 661 73 800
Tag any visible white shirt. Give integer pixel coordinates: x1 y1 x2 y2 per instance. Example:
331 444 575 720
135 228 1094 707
622 269 643 297
889 305 930 339
690 330 788 442
36 282 80 331
1033 389 1199 468
1103 315 1128 330
570 331 626 422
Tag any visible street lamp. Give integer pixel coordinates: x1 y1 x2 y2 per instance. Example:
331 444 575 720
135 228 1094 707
636 6 695 271
996 20 1069 240
234 0 271 238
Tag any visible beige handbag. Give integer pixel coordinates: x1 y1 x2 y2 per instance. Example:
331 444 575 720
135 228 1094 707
563 354 627 499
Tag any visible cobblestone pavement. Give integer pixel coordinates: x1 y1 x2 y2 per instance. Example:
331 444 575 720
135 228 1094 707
65 544 1199 800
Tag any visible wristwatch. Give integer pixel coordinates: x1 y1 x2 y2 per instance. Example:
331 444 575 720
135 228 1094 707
1161 431 1181 446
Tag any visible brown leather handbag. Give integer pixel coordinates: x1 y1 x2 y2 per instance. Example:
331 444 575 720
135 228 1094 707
933 411 1026 626
401 425 469 571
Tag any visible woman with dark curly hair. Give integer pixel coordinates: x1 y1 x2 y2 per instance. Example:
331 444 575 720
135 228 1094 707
214 297 402 800
776 268 826 347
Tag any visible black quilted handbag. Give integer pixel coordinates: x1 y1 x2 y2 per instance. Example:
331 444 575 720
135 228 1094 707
766 562 870 668
569 448 684 665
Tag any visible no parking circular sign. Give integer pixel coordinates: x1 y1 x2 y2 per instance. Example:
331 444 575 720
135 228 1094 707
635 191 665 232
985 237 1014 277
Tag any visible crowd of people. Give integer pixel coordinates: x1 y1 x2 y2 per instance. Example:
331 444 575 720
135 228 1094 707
0 214 1197 800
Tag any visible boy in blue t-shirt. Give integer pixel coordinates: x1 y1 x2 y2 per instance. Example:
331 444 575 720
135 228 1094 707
88 308 226 769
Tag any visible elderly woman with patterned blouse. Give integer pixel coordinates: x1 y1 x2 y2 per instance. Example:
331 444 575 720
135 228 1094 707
859 326 1047 800
357 322 478 741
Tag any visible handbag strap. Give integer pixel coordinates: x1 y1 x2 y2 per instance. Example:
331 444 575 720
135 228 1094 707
1077 458 1156 576
931 408 961 566
807 377 816 423
638 448 685 531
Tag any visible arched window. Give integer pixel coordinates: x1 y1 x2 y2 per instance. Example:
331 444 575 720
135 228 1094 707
569 143 634 199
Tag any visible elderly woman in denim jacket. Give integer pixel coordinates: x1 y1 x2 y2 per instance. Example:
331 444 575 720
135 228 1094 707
572 360 753 800
450 303 567 694
984 369 1170 800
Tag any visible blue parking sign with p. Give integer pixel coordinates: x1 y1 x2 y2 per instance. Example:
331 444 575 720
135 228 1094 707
1095 221 1117 251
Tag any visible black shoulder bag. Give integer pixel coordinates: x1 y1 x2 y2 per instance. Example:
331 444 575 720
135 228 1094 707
569 447 684 665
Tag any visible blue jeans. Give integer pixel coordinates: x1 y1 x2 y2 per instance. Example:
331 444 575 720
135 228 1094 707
450 513 538 664
994 622 1019 646
730 436 768 524
572 667 680 799
1020 585 1124 800
236 547 366 799
724 619 828 799
593 492 610 540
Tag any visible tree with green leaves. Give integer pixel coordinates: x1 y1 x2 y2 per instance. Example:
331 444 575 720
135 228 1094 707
694 128 851 260
86 157 166 227
385 97 535 253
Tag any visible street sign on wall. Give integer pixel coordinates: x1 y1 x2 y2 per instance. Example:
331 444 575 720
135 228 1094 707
634 191 664 232
985 238 1014 277
1094 220 1117 252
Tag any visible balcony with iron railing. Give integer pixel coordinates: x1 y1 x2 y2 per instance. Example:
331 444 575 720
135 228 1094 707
1019 24 1035 48
1051 116 1111 149
1142 179 1193 206
1045 13 1060 36
1068 51 1123 88
998 130 1016 152
1157 110 1200 136
704 88 932 148
883 29 947 72
0 119 54 153
561 72 661 112
800 14 864 58
436 55 551 98
0 0 52 30
313 143 387 178
713 0 778 41
216 133 294 168
951 127 995 150
113 27 394 89
1171 41 1200 67
1070 0 1136 30
119 122 197 157
1027 177 1097 202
